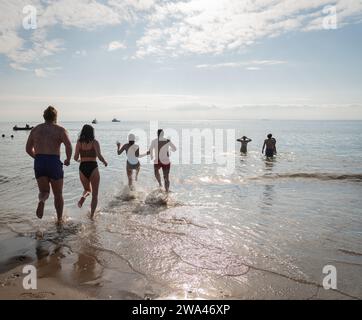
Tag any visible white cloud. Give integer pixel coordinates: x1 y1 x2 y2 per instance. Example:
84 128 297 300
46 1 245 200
135 0 362 58
196 60 286 70
246 67 261 71
34 66 62 78
0 0 140 70
75 50 87 57
108 41 126 52
39 0 122 30
1 0 362 71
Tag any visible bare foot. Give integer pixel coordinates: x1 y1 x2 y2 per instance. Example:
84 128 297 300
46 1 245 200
36 201 45 219
78 196 86 208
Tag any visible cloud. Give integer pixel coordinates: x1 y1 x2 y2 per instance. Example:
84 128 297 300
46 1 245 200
135 0 362 58
196 60 286 70
39 0 122 30
0 0 141 70
108 41 126 51
75 50 87 57
34 66 62 78
246 67 261 71
1 0 362 71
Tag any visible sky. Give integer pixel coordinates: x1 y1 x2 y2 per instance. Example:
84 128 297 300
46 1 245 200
0 0 362 121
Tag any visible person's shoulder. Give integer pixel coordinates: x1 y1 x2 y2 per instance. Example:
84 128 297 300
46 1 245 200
32 124 42 131
93 139 100 146
55 124 67 132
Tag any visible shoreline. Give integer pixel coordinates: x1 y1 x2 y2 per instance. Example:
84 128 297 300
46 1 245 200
0 233 359 300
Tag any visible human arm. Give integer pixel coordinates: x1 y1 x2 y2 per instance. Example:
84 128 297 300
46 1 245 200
74 141 80 162
95 140 107 166
148 140 155 160
25 130 35 159
138 145 151 158
168 140 177 152
117 142 126 155
61 129 72 166
262 140 266 154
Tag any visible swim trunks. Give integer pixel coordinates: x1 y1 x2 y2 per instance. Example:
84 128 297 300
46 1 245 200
265 148 274 157
34 154 64 180
154 162 171 170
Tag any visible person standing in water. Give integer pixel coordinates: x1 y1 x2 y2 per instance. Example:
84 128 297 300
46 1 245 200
74 124 107 220
117 133 148 190
25 106 72 224
237 136 252 154
149 129 177 193
262 133 277 158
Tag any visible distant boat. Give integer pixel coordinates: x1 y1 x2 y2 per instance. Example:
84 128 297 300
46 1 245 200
112 118 120 122
13 125 33 131
92 119 97 124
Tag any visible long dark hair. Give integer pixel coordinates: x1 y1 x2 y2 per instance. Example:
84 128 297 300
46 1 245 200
79 124 95 143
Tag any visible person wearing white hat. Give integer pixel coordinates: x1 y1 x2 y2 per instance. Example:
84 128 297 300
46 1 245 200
117 133 146 189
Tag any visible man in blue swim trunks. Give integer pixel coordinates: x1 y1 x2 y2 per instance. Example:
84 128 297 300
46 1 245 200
26 106 72 224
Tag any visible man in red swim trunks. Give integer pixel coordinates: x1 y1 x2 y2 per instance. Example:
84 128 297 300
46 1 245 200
149 129 177 193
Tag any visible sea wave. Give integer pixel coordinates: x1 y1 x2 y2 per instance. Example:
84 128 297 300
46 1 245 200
0 175 10 184
253 173 362 182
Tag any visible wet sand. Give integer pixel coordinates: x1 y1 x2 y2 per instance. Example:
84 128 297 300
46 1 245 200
0 232 164 300
0 233 359 300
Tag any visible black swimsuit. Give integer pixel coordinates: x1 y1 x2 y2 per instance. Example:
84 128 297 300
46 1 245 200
79 142 98 179
80 161 98 179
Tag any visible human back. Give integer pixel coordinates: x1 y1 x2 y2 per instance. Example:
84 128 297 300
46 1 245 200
150 137 174 165
79 140 97 161
31 122 65 156
264 138 275 149
77 124 98 162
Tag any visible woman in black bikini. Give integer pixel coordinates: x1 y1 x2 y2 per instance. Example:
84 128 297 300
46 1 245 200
74 125 107 219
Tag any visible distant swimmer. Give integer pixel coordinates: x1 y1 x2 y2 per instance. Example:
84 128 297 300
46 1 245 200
117 133 148 190
149 129 177 193
74 124 107 220
11 135 14 139
1 134 4 138
237 136 252 153
262 133 277 158
26 106 72 224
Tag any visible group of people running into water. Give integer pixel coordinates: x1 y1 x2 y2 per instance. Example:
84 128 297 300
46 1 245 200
25 106 277 224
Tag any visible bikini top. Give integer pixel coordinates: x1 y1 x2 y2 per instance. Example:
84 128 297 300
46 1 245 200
79 141 97 158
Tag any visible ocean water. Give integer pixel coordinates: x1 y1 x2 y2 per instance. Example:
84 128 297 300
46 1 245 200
0 120 361 299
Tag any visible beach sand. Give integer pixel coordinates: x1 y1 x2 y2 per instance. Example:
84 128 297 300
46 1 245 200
0 234 163 300
0 233 357 300
0 266 90 300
